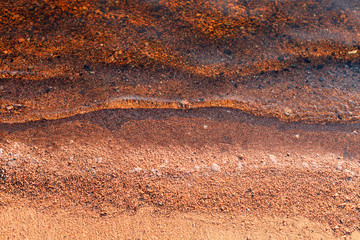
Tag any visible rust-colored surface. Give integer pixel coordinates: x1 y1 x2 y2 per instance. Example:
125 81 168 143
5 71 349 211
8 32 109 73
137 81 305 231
0 0 359 123
1 0 360 239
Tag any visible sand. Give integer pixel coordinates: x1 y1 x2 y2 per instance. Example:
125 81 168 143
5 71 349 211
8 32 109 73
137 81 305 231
1 0 360 239
1 108 360 239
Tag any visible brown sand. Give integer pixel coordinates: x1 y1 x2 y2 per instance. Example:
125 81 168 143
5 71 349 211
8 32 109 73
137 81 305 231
1 0 360 239
1 108 360 239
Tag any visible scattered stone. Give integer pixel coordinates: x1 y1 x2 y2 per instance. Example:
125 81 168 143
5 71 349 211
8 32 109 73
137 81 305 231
338 203 347 208
5 105 13 110
344 169 354 176
180 99 189 105
237 162 242 170
283 107 292 116
203 125 208 129
269 155 278 164
302 162 309 168
336 162 343 170
132 167 142 173
0 148 2 157
303 57 311 63
83 64 92 71
151 168 161 176
224 49 232 55
211 163 220 172
348 50 358 55
295 134 300 139
0 168 5 180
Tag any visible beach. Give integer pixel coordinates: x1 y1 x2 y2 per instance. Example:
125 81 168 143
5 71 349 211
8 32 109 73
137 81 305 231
1 0 360 238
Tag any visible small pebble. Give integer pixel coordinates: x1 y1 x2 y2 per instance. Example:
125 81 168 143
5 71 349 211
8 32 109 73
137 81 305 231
224 49 232 55
83 64 92 71
269 155 278 164
132 167 142 173
283 107 292 116
237 162 242 170
151 168 161 176
348 50 358 55
302 162 309 168
211 163 220 172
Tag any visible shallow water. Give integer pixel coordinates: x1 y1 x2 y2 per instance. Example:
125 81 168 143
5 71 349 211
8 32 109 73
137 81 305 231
0 0 359 123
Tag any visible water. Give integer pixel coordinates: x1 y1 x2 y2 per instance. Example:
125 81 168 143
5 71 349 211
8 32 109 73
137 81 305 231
0 0 359 123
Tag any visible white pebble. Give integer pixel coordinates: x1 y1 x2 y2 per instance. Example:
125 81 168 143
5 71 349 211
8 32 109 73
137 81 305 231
269 155 278 164
348 50 358 55
132 167 142 173
151 168 161 176
211 163 221 172
237 162 242 170
336 162 343 170
302 162 309 168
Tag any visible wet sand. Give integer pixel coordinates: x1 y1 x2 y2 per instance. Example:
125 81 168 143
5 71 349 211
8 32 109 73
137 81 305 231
0 0 359 123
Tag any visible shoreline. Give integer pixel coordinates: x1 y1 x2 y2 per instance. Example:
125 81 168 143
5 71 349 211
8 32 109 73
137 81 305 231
1 107 359 238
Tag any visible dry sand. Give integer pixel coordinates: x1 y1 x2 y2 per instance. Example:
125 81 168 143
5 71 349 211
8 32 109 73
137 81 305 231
1 108 360 239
